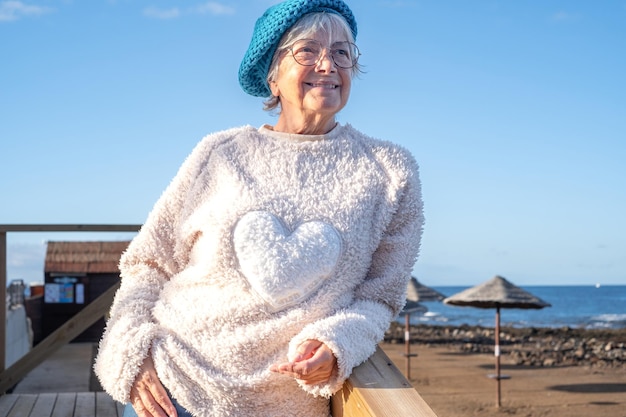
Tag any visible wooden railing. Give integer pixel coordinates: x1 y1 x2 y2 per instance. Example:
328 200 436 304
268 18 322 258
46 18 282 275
0 224 438 416
331 347 438 417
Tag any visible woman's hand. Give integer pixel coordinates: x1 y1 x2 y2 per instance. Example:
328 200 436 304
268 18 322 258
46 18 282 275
129 355 177 417
270 340 337 385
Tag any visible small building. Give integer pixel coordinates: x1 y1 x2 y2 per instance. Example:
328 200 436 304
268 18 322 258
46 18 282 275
40 241 129 343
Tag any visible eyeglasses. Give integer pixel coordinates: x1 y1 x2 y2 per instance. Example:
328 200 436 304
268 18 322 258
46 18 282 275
288 39 360 69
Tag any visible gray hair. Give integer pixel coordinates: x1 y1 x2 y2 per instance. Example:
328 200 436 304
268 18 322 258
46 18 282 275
264 12 362 112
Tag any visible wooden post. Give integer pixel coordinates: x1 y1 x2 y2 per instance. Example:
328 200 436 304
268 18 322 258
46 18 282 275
405 313 410 379
0 231 6 373
495 305 501 408
403 313 418 380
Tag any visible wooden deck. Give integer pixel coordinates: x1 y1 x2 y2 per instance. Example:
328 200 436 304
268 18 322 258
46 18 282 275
0 392 123 417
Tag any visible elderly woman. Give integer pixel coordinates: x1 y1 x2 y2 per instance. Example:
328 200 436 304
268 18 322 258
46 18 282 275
94 0 424 416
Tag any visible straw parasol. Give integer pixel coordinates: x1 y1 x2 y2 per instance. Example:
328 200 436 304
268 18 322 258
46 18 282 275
399 277 446 379
406 276 446 303
444 275 551 407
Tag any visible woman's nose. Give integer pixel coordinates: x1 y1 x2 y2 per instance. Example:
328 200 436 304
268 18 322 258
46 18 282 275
315 50 337 72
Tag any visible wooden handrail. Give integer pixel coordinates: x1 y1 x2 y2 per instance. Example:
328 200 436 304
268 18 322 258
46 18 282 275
0 230 7 375
332 346 438 417
0 224 142 233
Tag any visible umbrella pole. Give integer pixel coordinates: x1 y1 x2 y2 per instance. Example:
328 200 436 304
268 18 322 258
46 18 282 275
495 304 501 408
405 313 411 379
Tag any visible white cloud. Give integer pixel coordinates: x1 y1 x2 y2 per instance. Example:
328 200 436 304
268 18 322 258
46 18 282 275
0 0 52 22
143 6 181 20
380 1 417 8
194 2 235 16
143 2 235 20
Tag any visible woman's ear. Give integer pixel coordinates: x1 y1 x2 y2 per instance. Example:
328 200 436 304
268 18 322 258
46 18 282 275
269 80 280 97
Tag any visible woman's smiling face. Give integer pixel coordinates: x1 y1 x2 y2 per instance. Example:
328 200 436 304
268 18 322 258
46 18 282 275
269 31 353 134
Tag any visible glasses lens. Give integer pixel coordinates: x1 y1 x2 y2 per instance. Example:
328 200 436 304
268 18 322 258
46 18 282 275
331 42 358 68
291 40 359 68
291 40 322 66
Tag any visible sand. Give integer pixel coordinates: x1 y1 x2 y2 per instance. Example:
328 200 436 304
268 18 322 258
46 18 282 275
380 342 626 417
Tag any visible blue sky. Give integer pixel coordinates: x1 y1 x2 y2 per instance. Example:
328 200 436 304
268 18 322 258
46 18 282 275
1 1 625 287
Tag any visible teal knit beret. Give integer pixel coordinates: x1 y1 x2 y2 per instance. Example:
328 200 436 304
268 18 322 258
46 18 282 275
238 0 358 98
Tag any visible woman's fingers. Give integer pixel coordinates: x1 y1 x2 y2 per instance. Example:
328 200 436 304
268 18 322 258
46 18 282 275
131 388 173 417
129 356 177 417
296 344 336 384
270 340 337 385
293 339 322 362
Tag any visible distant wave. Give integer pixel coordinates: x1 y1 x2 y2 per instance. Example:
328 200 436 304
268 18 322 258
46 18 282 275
417 311 448 323
401 310 626 330
588 314 626 329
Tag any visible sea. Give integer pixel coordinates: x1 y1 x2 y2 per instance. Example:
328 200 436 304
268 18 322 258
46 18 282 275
403 285 626 330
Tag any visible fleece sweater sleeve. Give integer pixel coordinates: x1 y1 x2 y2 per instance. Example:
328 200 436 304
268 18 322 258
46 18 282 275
93 132 222 403
288 152 424 397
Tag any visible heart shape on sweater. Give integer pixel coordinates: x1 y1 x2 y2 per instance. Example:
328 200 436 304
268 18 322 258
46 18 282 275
233 211 342 311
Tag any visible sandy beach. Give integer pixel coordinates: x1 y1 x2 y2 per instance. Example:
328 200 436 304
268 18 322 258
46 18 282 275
380 325 626 417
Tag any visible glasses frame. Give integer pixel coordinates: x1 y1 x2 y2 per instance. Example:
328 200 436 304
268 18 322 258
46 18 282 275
287 39 361 69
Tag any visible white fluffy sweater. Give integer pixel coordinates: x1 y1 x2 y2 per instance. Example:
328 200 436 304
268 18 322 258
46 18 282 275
94 123 424 417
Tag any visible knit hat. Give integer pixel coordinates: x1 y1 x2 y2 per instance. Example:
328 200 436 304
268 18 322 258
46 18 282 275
238 0 358 98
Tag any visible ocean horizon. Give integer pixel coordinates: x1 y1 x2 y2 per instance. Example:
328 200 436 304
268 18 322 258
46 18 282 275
402 284 626 330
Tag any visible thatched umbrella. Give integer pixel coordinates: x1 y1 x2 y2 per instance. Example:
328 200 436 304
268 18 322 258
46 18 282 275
444 275 551 407
400 277 446 379
406 276 446 303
